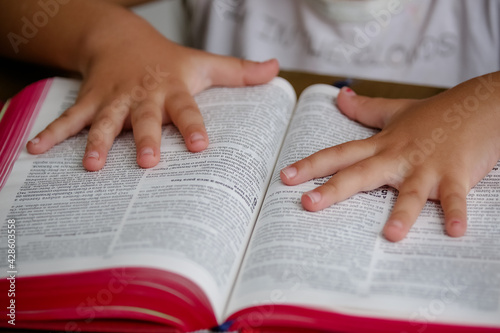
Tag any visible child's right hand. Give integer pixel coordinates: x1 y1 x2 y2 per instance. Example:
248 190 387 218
281 73 500 242
16 1 278 171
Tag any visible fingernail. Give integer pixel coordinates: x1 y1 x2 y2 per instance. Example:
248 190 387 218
305 191 322 204
140 147 154 158
281 166 297 180
85 151 99 160
342 87 356 96
388 220 404 230
450 220 463 233
30 137 40 145
190 132 206 144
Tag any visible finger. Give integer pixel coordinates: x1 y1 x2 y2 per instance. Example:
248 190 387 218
336 87 415 129
207 57 280 87
83 104 129 171
383 172 435 242
27 101 94 154
439 176 468 237
130 100 163 168
164 81 208 153
280 139 376 185
300 156 391 212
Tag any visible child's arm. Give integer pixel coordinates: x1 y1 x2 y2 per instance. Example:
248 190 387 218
0 0 279 171
281 72 500 242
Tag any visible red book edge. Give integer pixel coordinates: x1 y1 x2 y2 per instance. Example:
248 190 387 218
0 78 53 191
0 267 217 332
227 304 500 333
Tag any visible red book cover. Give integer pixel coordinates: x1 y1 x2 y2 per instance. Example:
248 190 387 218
0 78 52 190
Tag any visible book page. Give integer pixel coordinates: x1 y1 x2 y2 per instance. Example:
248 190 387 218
226 84 500 328
0 77 296 322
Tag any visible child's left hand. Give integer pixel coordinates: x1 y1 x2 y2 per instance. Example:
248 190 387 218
280 72 500 242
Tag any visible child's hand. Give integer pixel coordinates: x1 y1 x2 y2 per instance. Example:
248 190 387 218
281 73 500 242
22 2 278 171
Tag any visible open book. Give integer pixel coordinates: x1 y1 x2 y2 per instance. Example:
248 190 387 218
1 77 499 333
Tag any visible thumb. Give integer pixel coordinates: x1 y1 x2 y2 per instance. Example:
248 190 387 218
207 56 280 87
336 87 415 129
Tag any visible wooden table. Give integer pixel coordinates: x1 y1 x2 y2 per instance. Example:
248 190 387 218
279 70 445 99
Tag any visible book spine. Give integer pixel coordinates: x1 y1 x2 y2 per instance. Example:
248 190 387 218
0 78 53 190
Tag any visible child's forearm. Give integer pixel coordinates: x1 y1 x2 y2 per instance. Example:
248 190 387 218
0 0 153 73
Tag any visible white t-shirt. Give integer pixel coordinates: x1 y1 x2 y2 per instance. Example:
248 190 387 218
188 0 500 87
